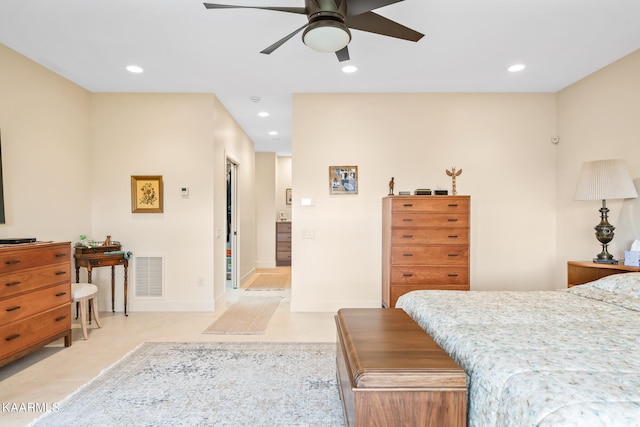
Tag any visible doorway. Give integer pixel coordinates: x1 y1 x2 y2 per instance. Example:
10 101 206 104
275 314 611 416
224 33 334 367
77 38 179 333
226 159 239 289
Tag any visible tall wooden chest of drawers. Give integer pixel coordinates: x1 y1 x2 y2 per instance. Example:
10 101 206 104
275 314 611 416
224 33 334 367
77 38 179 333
0 242 72 367
276 221 292 266
382 196 470 308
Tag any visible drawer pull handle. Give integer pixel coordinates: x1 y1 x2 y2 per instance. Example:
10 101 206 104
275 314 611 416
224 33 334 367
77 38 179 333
5 334 20 342
448 274 459 277
402 235 414 238
402 273 413 277
403 253 413 257
448 254 459 257
5 281 21 287
5 260 21 265
55 271 67 275
55 253 67 258
447 218 458 222
448 235 459 239
402 203 414 207
55 315 68 322
6 306 21 312
448 204 459 207
55 292 67 297
402 218 413 222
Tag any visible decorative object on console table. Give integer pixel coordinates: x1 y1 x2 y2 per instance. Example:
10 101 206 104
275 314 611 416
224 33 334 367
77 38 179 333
0 241 72 368
131 175 163 213
382 195 470 308
275 222 291 266
74 240 130 316
567 261 640 287
574 159 638 264
329 165 358 195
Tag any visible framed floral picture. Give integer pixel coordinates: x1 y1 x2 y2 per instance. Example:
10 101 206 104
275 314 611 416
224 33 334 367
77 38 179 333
329 166 358 195
131 175 163 213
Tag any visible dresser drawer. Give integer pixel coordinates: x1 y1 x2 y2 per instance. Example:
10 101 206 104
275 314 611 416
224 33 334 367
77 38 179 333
277 241 291 251
391 197 469 213
391 246 469 265
391 228 469 246
0 263 71 299
390 266 469 285
0 304 71 360
276 251 291 262
276 222 292 233
0 244 70 274
276 232 292 243
0 282 70 325
392 213 469 228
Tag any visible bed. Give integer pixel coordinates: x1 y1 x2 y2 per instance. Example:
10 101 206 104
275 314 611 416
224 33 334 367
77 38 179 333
396 272 640 427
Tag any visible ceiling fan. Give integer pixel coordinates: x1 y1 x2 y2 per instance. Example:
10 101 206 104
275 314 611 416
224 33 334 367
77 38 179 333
203 0 424 62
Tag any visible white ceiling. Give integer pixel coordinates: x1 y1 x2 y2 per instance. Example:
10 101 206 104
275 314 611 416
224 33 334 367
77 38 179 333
1 0 639 156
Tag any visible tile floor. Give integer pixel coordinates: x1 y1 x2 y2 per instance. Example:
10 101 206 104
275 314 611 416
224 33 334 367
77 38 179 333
0 272 337 426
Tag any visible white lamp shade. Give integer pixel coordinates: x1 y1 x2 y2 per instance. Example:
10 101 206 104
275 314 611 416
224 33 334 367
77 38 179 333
303 22 351 53
574 159 638 200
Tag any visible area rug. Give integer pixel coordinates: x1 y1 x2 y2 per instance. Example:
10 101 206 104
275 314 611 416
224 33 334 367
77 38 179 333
30 342 344 427
246 273 291 291
203 296 283 334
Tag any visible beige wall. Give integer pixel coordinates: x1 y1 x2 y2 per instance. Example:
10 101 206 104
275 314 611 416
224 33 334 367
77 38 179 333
1 43 255 313
556 49 640 281
0 44 91 243
3 39 639 313
291 93 558 310
91 94 255 311
255 152 277 268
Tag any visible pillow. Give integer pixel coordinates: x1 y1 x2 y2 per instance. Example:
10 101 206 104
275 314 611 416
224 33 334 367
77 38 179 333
580 272 640 299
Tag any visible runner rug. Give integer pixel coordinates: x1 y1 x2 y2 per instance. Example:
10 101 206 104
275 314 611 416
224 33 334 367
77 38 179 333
29 342 344 426
246 273 291 290
203 296 283 334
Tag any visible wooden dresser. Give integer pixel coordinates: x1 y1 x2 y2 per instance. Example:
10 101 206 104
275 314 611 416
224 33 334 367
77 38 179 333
276 221 291 266
382 196 470 308
0 242 72 367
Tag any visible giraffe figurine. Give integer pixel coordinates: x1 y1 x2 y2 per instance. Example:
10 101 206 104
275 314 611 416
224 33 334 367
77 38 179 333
446 167 462 195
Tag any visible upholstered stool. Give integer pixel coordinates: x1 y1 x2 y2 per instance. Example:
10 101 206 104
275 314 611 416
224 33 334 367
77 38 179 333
72 283 102 340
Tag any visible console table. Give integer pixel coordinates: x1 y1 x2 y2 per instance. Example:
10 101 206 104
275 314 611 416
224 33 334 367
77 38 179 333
74 245 129 316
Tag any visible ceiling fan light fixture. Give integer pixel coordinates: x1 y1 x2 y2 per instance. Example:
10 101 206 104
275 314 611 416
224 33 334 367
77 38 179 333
303 20 351 53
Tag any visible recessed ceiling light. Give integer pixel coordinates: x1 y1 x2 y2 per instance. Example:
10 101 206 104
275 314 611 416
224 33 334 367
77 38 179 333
258 111 269 117
126 65 144 73
508 64 526 72
268 131 278 136
342 65 357 73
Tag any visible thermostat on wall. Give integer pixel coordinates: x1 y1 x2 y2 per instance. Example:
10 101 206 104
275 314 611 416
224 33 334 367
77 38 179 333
181 187 189 196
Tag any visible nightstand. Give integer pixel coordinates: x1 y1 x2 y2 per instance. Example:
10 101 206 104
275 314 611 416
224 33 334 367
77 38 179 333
567 261 640 287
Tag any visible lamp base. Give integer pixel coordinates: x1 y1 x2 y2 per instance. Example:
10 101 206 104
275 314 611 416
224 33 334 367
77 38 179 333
593 258 619 265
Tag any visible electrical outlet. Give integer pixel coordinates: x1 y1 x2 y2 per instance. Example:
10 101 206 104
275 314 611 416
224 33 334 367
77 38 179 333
197 277 204 287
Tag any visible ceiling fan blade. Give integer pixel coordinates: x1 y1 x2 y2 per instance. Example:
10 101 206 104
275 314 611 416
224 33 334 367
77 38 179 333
345 0 405 17
346 11 423 42
335 46 350 62
260 24 308 55
203 3 306 14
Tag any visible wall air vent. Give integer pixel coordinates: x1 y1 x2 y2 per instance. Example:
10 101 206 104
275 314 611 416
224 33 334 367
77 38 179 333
134 256 164 297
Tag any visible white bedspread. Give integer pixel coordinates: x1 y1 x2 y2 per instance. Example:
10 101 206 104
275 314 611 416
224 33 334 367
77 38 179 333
396 281 640 427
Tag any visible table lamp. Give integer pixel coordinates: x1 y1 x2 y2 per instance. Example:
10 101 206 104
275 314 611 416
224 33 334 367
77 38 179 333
574 159 638 264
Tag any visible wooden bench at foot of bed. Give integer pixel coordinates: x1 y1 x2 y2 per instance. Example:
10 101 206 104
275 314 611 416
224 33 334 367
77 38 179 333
335 308 467 427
